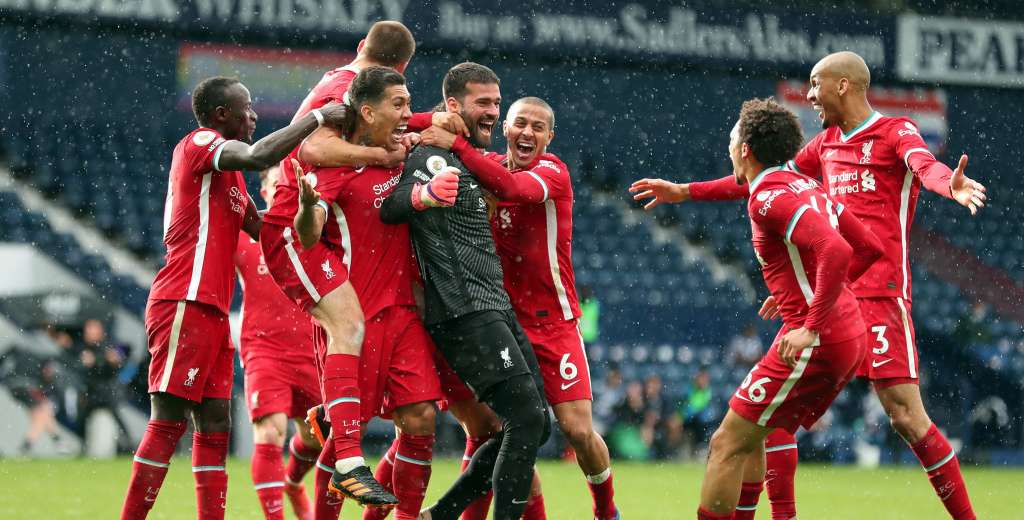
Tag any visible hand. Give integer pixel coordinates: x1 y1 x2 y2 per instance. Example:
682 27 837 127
628 178 690 210
432 112 470 137
777 327 818 368
295 159 320 208
758 295 780 320
378 144 408 168
420 125 457 150
948 154 986 215
412 166 460 210
317 102 350 129
401 132 421 150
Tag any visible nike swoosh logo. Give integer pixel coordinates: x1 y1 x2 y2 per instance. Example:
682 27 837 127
344 428 360 436
872 358 893 368
144 497 157 502
561 380 581 390
267 506 283 513
512 498 529 504
470 183 478 189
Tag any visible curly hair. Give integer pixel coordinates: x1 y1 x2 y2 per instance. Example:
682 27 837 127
737 97 804 167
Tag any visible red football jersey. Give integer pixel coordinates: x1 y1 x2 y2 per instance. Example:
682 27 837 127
786 113 949 300
312 164 417 319
234 232 314 367
263 64 361 228
489 153 581 323
149 128 248 314
748 166 864 344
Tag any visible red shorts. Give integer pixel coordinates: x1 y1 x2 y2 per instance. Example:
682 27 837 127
524 319 592 405
314 306 442 422
146 299 234 403
729 332 866 434
243 355 321 421
260 222 348 312
855 297 919 386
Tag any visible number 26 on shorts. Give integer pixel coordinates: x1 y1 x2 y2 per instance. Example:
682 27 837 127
736 369 771 403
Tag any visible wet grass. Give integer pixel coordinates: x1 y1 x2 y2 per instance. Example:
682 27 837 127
0 457 1019 518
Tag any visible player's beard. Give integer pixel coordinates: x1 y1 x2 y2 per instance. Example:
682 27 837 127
462 108 494 149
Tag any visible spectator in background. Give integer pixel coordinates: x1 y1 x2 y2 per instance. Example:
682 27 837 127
953 301 993 347
592 367 625 435
727 323 763 366
75 319 131 451
609 381 654 460
578 284 601 343
1 348 72 455
672 368 715 459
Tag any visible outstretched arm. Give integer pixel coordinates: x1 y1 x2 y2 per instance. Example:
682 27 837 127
216 103 349 172
291 160 326 249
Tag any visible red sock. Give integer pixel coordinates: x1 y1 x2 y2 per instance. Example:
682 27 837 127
522 493 547 520
192 432 230 520
910 424 976 520
323 354 362 462
314 443 344 520
362 440 398 520
586 469 616 520
285 435 317 520
252 443 286 520
461 436 492 520
765 429 798 520
287 434 320 484
734 481 763 520
697 506 734 519
392 433 434 520
120 419 187 519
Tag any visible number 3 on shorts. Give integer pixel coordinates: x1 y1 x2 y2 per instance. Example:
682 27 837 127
559 353 578 380
871 325 889 355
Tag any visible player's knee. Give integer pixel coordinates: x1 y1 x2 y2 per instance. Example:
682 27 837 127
324 317 364 355
887 407 929 443
560 419 595 449
396 402 437 436
708 426 749 462
252 417 286 445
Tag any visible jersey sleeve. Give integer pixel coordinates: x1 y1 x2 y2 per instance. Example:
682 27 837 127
380 148 432 224
449 137 553 203
892 118 954 199
785 132 824 180
408 112 434 132
748 187 807 239
185 130 230 174
688 175 748 201
786 208 853 332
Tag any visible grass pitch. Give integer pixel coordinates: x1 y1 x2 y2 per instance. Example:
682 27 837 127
0 457 1020 518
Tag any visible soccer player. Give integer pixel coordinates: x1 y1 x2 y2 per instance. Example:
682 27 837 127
630 52 983 520
414 62 547 520
120 76 348 520
380 83 552 520
695 97 881 519
234 166 321 520
258 21 426 509
291 66 444 520
422 93 619 520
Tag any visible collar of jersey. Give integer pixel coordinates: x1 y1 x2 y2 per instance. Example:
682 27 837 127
840 111 882 142
749 164 787 192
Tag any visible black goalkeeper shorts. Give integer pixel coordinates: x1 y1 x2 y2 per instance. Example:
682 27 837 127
428 310 545 401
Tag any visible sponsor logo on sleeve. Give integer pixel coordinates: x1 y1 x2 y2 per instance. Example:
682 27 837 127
193 130 216 146
897 122 920 137
413 169 431 182
756 189 786 216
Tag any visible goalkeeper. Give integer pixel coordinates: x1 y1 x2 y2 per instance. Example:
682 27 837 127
380 143 550 520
